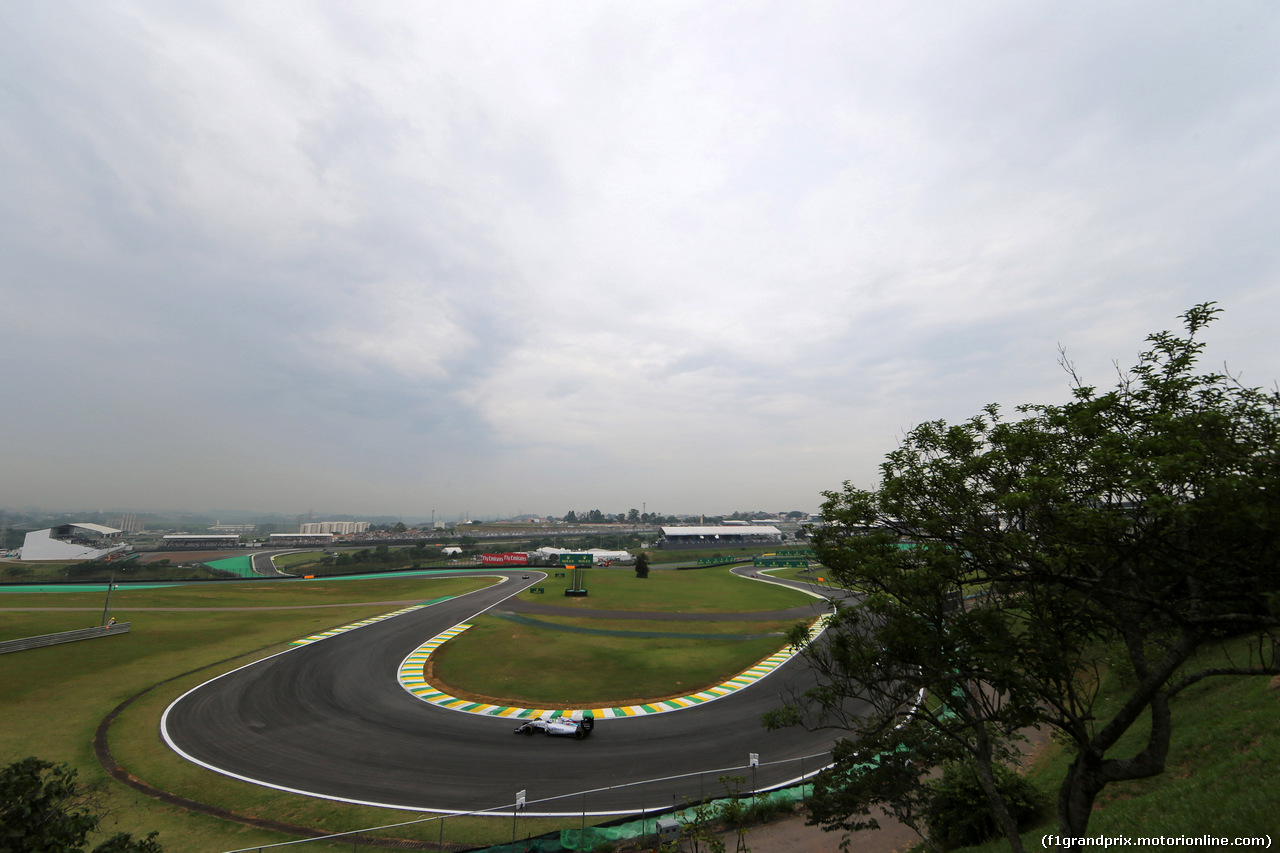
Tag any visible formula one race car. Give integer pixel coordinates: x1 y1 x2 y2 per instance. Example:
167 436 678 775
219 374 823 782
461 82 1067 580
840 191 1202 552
514 712 595 740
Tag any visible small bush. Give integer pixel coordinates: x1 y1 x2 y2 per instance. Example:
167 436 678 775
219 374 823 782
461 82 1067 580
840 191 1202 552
924 761 1048 850
745 793 794 823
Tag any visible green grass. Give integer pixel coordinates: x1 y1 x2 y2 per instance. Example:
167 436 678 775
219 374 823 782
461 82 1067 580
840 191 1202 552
2 557 82 570
433 615 800 706
270 551 325 567
1 558 107 580
434 567 819 705
2 558 230 584
512 614 795 634
948 635 1280 852
520 565 816 611
0 575 477 615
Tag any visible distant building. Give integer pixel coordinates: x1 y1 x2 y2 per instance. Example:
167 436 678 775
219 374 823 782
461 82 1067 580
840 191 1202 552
299 521 370 535
534 547 633 563
108 514 145 533
657 525 783 551
209 522 257 533
21 524 130 561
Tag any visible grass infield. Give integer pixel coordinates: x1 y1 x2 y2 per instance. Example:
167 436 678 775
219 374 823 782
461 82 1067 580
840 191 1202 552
424 566 820 705
430 616 802 707
515 564 814 612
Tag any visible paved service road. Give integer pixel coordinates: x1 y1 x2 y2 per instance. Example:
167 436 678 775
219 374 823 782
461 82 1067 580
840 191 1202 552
250 550 304 578
162 570 858 816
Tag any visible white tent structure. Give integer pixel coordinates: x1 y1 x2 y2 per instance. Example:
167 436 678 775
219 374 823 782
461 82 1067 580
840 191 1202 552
20 523 130 562
535 546 633 564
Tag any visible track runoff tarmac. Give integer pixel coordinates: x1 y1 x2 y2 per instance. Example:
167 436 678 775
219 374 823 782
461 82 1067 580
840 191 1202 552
161 568 863 817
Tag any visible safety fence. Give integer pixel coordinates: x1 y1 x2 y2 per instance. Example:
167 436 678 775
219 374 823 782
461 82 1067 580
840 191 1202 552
222 750 833 853
0 622 131 655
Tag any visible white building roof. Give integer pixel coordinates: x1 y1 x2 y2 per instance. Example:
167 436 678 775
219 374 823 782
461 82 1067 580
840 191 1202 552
21 527 130 561
660 525 782 537
66 522 123 535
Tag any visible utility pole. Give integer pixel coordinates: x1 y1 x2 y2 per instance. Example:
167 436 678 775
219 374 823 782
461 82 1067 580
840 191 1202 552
100 571 116 627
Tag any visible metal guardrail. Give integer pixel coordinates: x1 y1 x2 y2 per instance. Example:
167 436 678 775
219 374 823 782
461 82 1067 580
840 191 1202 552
220 750 833 853
0 622 131 654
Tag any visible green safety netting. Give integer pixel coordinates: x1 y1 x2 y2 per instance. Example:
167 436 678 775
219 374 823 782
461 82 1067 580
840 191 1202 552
471 784 813 852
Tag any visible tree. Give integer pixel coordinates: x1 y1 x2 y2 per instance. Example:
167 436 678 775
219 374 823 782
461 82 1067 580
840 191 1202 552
768 305 1280 850
0 757 163 852
634 552 650 578
564 510 578 523
801 720 961 852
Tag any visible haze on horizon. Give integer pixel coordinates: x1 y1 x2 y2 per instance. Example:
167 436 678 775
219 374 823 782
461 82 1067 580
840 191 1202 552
3 2 1278 520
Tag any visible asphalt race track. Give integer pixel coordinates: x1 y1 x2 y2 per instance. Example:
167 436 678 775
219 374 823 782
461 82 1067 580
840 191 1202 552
162 570 859 816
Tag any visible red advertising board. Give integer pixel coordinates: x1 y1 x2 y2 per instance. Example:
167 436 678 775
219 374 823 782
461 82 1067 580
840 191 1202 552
481 553 529 565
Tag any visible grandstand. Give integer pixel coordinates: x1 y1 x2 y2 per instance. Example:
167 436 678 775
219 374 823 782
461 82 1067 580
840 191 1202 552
268 533 335 547
160 534 242 550
658 525 783 550
20 523 131 561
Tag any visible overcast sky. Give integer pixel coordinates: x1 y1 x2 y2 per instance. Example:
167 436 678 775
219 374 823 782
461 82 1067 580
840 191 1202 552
2 2 1278 520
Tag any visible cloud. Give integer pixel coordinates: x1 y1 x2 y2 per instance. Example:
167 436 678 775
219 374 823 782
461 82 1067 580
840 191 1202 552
2 1 1278 517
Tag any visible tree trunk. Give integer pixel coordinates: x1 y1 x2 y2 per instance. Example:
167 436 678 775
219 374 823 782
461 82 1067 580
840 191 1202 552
972 725 1029 853
1057 691 1173 848
1058 750 1103 844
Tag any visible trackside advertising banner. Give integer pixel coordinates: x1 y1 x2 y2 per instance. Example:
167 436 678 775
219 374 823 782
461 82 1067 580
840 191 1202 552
481 553 529 565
